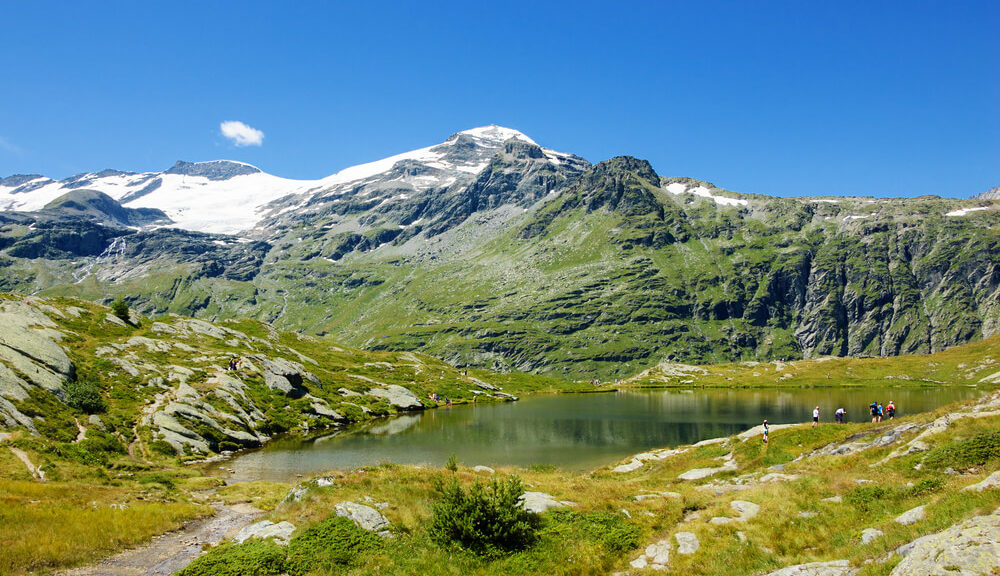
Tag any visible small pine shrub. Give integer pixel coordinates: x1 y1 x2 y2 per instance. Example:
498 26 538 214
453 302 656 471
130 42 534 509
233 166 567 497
176 541 286 576
64 379 106 414
445 453 458 472
429 475 540 557
284 516 382 575
110 298 130 323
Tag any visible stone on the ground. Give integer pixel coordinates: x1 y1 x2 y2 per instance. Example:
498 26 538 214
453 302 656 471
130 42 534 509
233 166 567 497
645 540 671 565
675 531 699 554
890 507 1000 575
731 500 760 520
233 520 296 546
368 385 423 410
799 511 817 518
473 465 495 474
335 501 391 536
613 459 645 473
893 505 926 526
678 458 737 481
860 528 883 544
961 470 1000 492
821 495 843 503
519 491 574 514
758 560 857 576
710 516 733 525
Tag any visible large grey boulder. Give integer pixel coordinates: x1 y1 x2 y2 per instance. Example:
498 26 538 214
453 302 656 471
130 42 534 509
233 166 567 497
0 301 74 391
860 528 883 544
334 501 391 537
233 520 296 546
368 385 423 410
890 507 1000 575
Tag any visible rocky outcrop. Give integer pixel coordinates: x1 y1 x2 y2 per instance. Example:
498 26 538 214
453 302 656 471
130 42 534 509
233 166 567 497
367 385 423 410
334 501 391 537
233 520 296 546
891 507 1000 575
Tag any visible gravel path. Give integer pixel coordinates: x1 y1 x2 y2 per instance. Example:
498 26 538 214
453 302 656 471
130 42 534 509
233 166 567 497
58 503 263 576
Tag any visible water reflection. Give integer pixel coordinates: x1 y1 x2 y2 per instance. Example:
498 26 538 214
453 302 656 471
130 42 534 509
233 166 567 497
214 386 985 483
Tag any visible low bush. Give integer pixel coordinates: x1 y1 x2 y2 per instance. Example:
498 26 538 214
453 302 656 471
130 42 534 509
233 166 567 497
64 379 106 414
429 474 539 557
546 510 640 553
285 516 382 574
923 432 1000 471
176 541 286 576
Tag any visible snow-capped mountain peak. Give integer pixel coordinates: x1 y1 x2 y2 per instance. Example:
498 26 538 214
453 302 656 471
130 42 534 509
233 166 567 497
0 126 575 236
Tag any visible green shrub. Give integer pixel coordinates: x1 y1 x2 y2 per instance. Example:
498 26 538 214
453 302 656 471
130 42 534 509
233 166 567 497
845 485 890 512
64 379 106 414
445 453 458 472
285 516 382 574
429 475 539 557
923 432 1000 471
110 298 130 323
176 541 286 576
545 511 640 553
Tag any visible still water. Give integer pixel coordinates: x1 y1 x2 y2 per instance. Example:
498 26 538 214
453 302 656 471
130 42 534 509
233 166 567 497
214 386 985 482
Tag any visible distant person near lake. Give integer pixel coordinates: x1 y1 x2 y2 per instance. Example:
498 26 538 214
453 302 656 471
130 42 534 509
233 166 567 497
887 401 896 420
762 419 769 443
812 406 820 427
835 407 846 424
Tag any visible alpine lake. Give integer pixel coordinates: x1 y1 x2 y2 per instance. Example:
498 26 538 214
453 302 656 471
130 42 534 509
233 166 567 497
208 385 988 483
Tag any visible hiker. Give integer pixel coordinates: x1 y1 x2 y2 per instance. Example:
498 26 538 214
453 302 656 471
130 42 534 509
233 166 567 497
228 357 238 371
812 406 820 427
762 419 769 443
886 401 896 420
877 403 884 422
870 402 879 423
835 407 845 424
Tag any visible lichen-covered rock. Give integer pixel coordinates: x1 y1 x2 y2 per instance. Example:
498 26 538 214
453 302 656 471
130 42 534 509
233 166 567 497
758 560 857 576
890 507 1000 575
860 528 883 544
233 520 296 546
367 385 423 410
334 501 391 537
894 505 926 526
962 470 1000 492
518 491 574 514
675 531 699 554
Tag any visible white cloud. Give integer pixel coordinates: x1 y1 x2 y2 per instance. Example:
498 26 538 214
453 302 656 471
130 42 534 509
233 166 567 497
220 120 264 147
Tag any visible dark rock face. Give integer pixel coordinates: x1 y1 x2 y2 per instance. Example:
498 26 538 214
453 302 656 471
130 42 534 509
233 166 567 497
0 174 45 187
165 160 261 180
41 189 169 227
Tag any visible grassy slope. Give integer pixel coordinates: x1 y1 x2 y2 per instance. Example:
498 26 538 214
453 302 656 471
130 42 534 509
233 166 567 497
628 331 1000 388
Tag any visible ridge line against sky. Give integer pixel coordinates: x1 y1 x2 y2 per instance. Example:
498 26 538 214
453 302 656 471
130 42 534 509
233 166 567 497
0 0 997 198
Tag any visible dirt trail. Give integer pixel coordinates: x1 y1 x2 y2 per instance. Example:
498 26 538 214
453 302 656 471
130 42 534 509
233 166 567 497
8 446 45 480
57 503 263 576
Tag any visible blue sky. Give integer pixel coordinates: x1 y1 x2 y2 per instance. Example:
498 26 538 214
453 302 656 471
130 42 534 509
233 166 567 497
0 0 996 198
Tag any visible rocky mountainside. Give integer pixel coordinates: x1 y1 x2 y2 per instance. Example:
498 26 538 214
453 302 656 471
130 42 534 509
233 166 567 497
1 127 999 379
0 294 534 458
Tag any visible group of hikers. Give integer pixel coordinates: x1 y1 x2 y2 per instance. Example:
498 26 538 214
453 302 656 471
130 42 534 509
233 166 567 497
762 400 898 442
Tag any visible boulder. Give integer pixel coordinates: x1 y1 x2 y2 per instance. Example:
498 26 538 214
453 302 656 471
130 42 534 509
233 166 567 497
758 560 857 576
233 520 296 546
961 470 1000 492
893 505 926 526
473 465 495 474
368 385 423 410
890 507 1000 575
334 501 391 537
860 528 883 544
519 491 574 514
731 500 760 520
675 531 700 554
